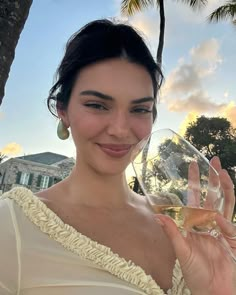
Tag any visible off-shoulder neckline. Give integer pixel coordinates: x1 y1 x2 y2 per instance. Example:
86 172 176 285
2 187 186 295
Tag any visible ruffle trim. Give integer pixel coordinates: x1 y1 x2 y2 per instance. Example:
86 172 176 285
2 187 190 295
167 260 191 295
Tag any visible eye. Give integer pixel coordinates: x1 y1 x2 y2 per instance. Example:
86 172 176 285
84 103 108 111
131 107 153 114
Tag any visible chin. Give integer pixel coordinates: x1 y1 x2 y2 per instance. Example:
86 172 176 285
92 162 129 177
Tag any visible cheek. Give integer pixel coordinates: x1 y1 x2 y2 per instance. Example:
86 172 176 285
131 117 152 141
69 111 106 141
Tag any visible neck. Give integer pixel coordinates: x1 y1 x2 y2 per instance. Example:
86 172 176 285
61 159 133 209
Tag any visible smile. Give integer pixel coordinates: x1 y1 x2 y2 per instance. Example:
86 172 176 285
97 144 133 158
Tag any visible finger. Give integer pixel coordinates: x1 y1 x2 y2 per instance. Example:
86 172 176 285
219 169 235 221
208 156 221 191
215 214 236 248
205 157 221 210
210 156 235 220
155 214 190 267
216 214 236 237
209 156 222 173
221 170 235 220
187 161 200 207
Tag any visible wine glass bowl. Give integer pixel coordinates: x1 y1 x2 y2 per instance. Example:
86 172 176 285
132 129 225 233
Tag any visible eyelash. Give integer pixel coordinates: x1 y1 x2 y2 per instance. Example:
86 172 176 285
131 108 152 114
84 103 152 114
84 103 108 110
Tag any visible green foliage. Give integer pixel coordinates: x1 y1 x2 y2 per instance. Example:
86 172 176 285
208 0 236 26
128 176 144 195
184 116 236 194
121 0 158 16
121 0 207 16
0 153 7 163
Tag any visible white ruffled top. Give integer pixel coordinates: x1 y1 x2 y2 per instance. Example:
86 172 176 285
0 187 191 295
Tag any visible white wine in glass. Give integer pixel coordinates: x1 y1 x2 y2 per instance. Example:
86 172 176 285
152 205 218 233
132 129 224 234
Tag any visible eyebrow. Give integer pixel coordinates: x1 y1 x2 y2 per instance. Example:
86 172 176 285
80 90 154 104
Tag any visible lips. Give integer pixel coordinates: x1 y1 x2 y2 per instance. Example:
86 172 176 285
99 144 132 150
97 144 133 158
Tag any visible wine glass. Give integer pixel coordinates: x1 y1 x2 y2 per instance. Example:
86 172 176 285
132 129 236 261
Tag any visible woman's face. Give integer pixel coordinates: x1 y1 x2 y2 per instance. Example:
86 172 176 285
60 58 154 175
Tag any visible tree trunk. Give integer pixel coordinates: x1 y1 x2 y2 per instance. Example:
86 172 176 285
133 1 165 194
0 0 33 105
156 0 165 66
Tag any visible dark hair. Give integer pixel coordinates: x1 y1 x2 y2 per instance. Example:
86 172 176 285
47 19 163 121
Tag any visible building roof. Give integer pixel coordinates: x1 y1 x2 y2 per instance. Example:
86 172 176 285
17 152 68 165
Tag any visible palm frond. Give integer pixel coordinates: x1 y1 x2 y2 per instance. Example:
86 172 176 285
208 1 236 23
121 0 159 16
174 0 208 11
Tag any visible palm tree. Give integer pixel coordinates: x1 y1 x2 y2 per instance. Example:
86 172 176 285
0 153 7 163
121 0 207 65
208 0 236 26
0 0 33 105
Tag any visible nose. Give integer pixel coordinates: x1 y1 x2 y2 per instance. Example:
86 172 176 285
107 111 130 138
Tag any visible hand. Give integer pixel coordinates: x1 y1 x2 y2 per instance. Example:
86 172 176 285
156 215 236 295
210 156 235 222
155 156 236 295
211 156 236 257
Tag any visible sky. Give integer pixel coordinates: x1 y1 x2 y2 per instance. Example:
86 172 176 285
1 0 236 165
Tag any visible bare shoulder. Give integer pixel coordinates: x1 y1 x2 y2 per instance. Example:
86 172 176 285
35 180 66 205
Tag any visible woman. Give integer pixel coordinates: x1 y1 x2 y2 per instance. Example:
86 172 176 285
0 19 235 295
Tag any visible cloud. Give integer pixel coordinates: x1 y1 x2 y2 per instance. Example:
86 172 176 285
127 11 158 39
191 39 221 63
221 101 236 128
179 112 199 136
190 38 222 76
0 143 23 156
167 90 227 113
162 62 201 96
161 38 223 114
0 112 4 120
178 101 236 135
163 38 222 94
224 91 229 98
160 37 236 133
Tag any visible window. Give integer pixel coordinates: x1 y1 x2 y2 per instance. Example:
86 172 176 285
16 172 33 186
37 175 53 189
40 175 50 189
20 172 30 185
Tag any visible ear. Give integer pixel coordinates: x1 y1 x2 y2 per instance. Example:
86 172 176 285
56 102 70 128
